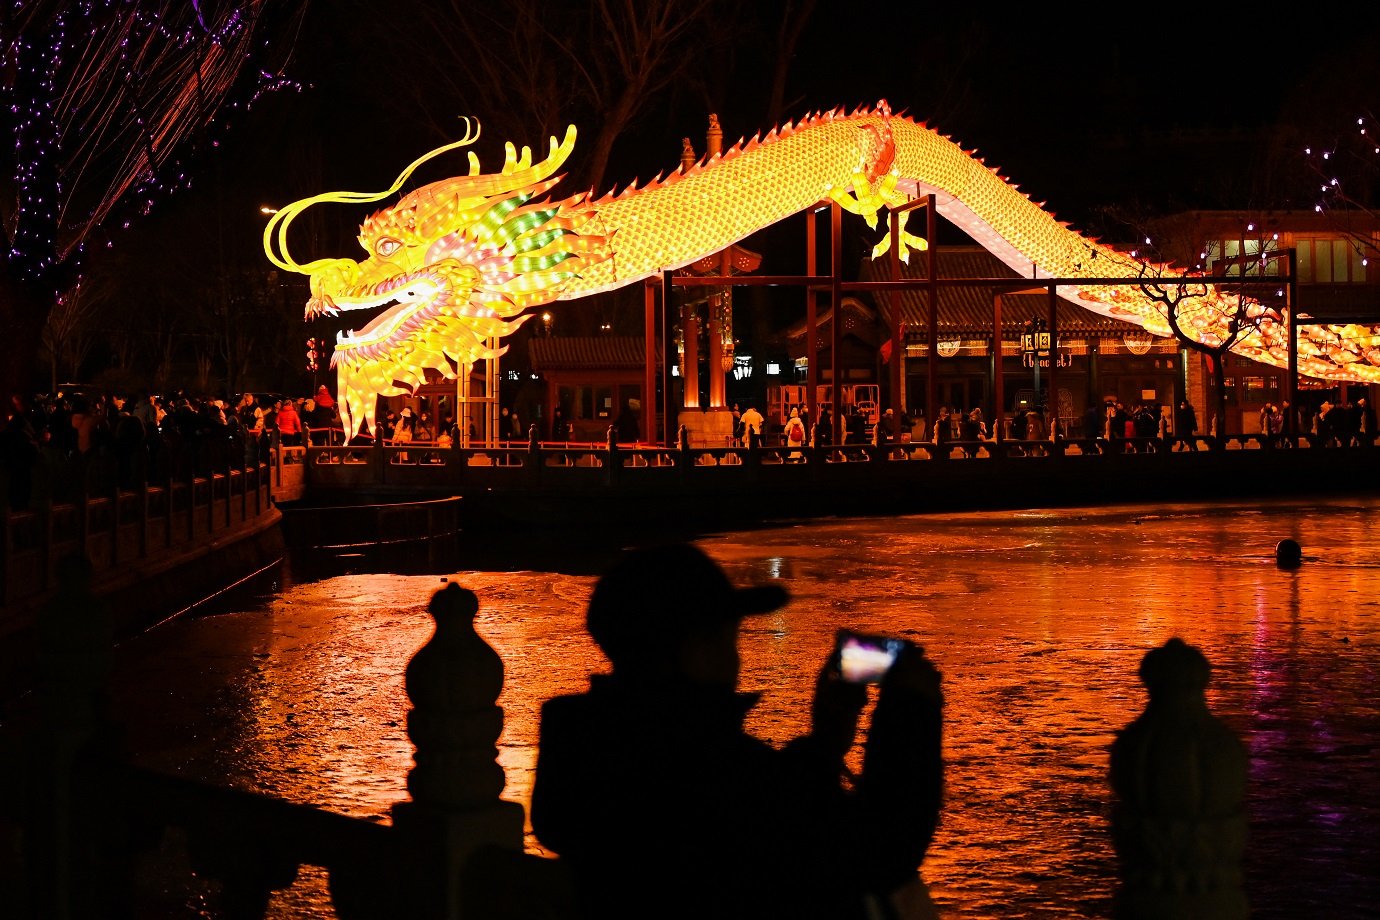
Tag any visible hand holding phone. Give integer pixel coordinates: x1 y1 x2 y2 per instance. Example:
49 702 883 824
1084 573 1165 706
836 630 906 684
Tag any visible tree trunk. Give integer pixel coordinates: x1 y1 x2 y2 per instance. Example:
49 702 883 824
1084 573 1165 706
0 271 54 406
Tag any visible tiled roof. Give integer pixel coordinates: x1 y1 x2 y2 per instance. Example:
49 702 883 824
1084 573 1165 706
859 247 1143 339
681 243 763 275
528 336 663 371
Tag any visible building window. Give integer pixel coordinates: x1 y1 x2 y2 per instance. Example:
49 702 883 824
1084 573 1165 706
1295 238 1367 283
1206 237 1281 277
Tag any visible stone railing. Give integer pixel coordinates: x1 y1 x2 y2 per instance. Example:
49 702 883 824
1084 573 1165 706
1 573 1249 919
1 454 277 620
291 426 1380 534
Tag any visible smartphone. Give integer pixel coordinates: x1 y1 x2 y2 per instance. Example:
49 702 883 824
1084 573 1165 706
836 630 905 684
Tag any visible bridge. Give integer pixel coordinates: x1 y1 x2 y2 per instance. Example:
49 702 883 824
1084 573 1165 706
281 431 1380 533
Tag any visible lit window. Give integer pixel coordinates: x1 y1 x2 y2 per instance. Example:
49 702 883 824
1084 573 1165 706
767 363 781 376
1295 238 1368 283
1208 237 1280 276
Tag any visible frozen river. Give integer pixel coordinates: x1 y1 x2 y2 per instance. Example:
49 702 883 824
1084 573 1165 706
94 496 1379 917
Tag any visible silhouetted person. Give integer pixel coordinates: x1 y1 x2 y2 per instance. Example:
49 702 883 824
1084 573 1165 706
1175 399 1199 451
531 543 944 919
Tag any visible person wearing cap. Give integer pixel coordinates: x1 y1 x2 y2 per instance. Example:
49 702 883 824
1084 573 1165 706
531 542 943 919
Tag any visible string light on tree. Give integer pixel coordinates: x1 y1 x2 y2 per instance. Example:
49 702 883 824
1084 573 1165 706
1 0 306 398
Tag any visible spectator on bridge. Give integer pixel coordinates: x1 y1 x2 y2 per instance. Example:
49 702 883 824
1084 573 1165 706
960 408 986 458
378 409 397 441
276 398 302 447
1358 398 1376 445
131 391 159 435
1315 400 1337 446
613 401 640 444
875 408 897 447
69 395 107 457
393 408 415 460
531 543 944 919
1175 399 1198 451
1107 402 1128 452
1133 403 1158 446
844 406 866 445
1339 401 1361 447
309 397 340 445
784 407 807 460
551 404 570 441
1083 402 1104 440
739 405 765 444
235 394 264 437
260 399 280 446
814 406 833 447
414 410 434 443
1024 404 1046 456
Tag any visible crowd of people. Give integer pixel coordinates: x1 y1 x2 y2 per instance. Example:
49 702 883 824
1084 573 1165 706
0 385 347 510
6 381 1376 510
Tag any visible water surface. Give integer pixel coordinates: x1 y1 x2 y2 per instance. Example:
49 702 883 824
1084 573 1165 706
104 497 1380 918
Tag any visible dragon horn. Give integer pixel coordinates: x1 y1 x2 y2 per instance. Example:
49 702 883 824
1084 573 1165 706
263 117 484 276
396 124 579 212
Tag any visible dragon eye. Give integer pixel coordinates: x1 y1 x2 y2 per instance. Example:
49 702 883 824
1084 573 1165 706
375 238 402 257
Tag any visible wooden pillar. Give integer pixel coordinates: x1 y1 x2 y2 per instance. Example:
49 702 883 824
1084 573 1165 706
708 250 730 408
661 270 674 445
644 280 657 447
807 207 820 441
830 201 843 434
993 293 1004 442
888 208 903 414
682 299 700 409
544 377 557 440
925 196 938 435
1047 284 1059 434
1286 247 1299 442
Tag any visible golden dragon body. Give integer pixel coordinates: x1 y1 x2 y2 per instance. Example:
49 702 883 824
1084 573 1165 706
265 102 1380 440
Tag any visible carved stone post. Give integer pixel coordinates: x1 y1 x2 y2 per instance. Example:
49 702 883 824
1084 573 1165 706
391 583 525 918
1109 638 1248 920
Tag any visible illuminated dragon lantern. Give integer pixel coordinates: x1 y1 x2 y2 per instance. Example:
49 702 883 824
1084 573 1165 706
266 102 1380 440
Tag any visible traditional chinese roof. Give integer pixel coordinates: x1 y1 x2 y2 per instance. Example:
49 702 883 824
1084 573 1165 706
781 299 886 347
528 336 663 371
859 247 1143 339
680 243 763 276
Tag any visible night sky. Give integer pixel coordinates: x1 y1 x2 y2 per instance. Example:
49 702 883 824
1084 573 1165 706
226 6 1380 231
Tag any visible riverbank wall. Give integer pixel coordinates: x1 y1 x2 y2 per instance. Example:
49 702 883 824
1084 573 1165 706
1 460 284 705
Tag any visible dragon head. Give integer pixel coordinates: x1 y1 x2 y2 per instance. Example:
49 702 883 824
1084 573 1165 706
265 123 610 439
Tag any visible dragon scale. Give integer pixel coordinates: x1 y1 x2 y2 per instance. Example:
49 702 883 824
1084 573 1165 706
266 103 1380 440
